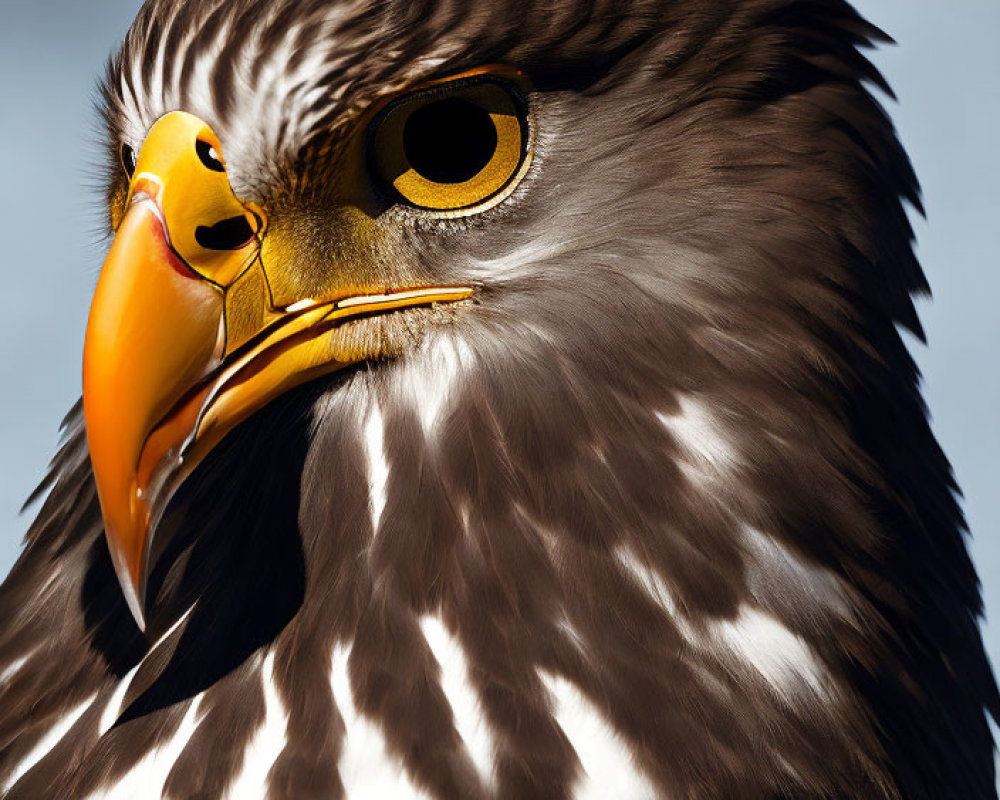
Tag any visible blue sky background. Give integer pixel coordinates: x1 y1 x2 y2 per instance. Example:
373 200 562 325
1 0 997 750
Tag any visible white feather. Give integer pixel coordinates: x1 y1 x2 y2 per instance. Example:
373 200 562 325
0 651 34 687
98 663 141 738
615 543 827 699
3 694 96 792
330 644 431 800
363 402 389 535
657 394 738 485
615 543 691 639
397 334 474 438
223 651 288 800
709 606 827 699
420 616 496 789
84 694 204 800
541 672 658 800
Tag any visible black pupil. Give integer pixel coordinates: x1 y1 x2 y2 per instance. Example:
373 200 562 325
121 144 136 177
403 98 498 184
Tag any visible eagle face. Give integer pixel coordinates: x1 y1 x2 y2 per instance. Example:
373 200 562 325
89 58 536 625
1 1 996 799
91 0 780 627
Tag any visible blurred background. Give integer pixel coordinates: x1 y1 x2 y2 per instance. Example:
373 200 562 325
1 0 997 751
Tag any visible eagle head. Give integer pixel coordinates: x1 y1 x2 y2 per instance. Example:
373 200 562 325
3 1 993 799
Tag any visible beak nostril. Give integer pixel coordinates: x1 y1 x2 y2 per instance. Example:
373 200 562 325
195 139 225 172
195 216 255 250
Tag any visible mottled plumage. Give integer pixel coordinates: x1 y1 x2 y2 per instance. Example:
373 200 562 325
0 1 996 798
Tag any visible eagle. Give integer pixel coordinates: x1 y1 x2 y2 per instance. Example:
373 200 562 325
0 0 996 798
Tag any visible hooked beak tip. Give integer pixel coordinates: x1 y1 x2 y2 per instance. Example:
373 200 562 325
124 588 148 634
106 531 148 633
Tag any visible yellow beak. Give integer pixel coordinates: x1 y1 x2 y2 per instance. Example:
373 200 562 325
83 111 470 630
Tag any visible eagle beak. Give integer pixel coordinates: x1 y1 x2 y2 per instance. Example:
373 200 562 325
83 111 471 630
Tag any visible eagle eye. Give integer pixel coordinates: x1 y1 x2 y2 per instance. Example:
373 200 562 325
196 139 225 172
372 77 531 213
119 143 137 180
